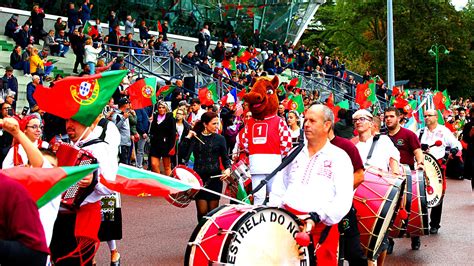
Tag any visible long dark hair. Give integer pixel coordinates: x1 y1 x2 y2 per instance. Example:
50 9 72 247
193 111 218 134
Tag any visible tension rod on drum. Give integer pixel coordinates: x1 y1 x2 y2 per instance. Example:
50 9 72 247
198 186 250 205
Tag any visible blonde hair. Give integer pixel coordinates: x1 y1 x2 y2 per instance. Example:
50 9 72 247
85 38 92 45
96 59 105 67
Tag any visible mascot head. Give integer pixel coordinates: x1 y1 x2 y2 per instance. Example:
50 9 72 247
243 76 280 120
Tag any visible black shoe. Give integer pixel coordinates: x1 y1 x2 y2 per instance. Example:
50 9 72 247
430 227 439 234
411 236 421 250
387 238 394 254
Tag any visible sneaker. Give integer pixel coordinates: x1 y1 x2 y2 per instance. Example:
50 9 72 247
24 73 32 77
411 236 421 250
430 227 439 234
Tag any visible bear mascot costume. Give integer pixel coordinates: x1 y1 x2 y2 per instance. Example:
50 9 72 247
241 76 292 205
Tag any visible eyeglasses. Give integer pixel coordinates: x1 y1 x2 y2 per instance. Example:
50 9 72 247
353 117 371 123
26 125 43 130
424 114 437 117
2 107 11 110
176 113 184 115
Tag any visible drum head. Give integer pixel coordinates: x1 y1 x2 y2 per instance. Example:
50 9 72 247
185 205 314 266
423 153 444 207
173 166 203 187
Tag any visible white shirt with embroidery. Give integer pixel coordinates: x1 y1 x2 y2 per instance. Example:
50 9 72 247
356 135 400 171
269 140 354 225
417 125 462 160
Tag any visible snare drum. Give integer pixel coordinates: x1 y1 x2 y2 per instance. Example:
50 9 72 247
225 161 252 198
406 170 429 236
185 205 314 266
424 152 444 207
353 167 404 260
166 165 203 208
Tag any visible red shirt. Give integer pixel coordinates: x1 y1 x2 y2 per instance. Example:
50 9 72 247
330 135 364 172
0 173 49 254
388 127 421 166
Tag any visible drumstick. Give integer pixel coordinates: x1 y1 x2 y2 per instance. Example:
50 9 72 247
194 135 205 145
210 174 225 179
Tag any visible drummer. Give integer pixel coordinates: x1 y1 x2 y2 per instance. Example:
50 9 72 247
384 107 425 252
269 104 354 265
416 109 462 235
352 109 400 265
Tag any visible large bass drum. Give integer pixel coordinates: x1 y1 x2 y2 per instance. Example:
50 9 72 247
424 152 444 207
185 205 314 266
353 167 404 260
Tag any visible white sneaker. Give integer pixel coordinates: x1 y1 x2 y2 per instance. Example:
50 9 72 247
24 73 32 77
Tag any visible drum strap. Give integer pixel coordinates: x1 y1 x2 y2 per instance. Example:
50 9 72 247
366 134 380 163
418 128 425 141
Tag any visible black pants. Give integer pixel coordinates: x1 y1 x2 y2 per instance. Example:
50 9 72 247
429 200 443 229
74 53 85 72
119 145 130 164
339 207 368 265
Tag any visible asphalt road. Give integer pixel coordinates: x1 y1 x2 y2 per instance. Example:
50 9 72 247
94 178 473 265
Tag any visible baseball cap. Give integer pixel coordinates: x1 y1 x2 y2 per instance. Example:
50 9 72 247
352 109 374 120
11 14 19 20
5 66 13 72
117 98 130 107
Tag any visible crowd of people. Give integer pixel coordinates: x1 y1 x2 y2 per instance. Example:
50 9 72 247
1 2 473 266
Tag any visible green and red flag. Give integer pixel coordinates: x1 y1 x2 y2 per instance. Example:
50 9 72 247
356 80 377 109
100 164 194 197
156 84 175 98
1 164 99 208
83 20 99 38
236 47 247 57
433 90 451 110
287 57 296 65
33 70 127 126
127 77 157 109
437 109 445 125
198 82 218 106
277 83 286 97
287 94 305 114
222 59 237 71
289 77 303 88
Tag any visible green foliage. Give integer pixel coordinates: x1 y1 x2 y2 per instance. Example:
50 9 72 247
302 0 473 97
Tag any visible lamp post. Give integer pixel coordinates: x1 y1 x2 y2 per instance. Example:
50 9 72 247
428 44 449 92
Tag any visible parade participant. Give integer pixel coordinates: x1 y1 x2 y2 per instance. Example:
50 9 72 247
174 107 191 166
187 98 206 126
416 109 462 235
2 115 49 169
179 111 232 221
242 76 292 205
328 120 367 265
149 101 176 176
286 110 302 146
384 107 424 251
461 107 474 188
49 117 118 265
269 104 354 265
352 109 400 265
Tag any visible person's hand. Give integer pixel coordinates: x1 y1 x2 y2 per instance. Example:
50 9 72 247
78 173 93 188
416 164 425 171
130 109 136 116
123 111 130 118
113 57 117 62
1 117 21 137
220 168 232 181
186 130 197 139
142 133 148 139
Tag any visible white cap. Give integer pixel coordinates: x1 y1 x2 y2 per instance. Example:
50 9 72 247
352 109 374 119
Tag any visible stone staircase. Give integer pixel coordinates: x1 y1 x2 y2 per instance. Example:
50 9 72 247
0 35 76 113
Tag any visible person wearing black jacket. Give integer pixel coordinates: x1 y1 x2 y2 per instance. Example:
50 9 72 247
179 111 231 221
4 14 19 38
69 28 85 73
30 5 46 44
149 101 176 176
14 24 33 49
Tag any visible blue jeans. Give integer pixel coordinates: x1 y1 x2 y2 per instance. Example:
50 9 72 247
44 65 54 76
87 61 95 74
23 61 30 74
59 44 70 56
136 136 147 168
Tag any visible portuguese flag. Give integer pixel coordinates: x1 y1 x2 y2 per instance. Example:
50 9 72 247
128 77 157 109
355 79 377 109
156 84 175 98
289 77 303 88
83 20 99 38
287 94 305 113
100 164 194 197
222 59 237 71
287 57 296 65
198 82 218 106
33 70 127 126
433 89 451 111
277 83 286 97
1 164 99 208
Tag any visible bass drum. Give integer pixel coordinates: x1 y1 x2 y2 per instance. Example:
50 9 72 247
424 152 444 207
388 165 412 238
185 205 314 266
353 167 404 260
406 170 429 236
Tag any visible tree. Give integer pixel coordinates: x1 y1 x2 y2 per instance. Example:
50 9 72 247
302 0 473 97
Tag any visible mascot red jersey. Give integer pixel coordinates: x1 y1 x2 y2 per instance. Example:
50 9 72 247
241 76 292 204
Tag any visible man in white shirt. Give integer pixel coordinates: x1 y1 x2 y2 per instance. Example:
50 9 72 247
187 98 206 126
269 105 354 265
416 109 462 234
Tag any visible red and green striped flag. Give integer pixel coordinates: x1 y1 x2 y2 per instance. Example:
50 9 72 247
198 82 218 106
287 57 296 65
222 59 237 71
236 47 247 57
100 164 194 197
156 84 176 98
33 70 127 126
83 20 99 38
355 79 377 109
277 83 286 97
433 90 451 110
1 164 99 208
128 77 157 109
289 77 303 88
287 94 305 113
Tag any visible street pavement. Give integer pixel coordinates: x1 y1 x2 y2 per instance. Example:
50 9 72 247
94 178 473 265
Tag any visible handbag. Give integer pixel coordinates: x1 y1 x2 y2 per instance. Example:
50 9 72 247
36 63 45 75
